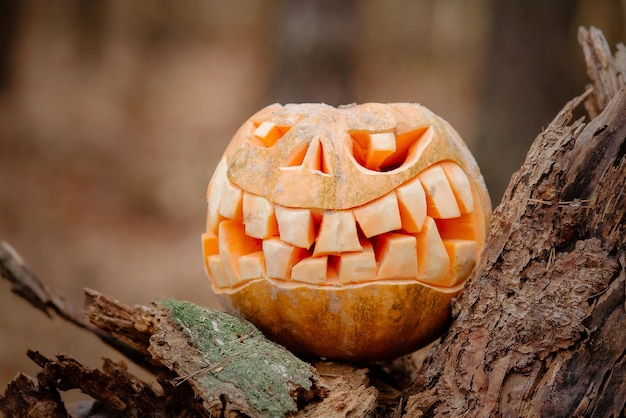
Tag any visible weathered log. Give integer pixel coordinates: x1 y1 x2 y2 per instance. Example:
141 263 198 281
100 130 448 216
404 26 626 418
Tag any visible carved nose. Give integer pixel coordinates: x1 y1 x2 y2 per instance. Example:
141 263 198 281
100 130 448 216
281 138 331 176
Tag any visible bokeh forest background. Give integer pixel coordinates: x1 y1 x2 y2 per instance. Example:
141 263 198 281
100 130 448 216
1 0 624 401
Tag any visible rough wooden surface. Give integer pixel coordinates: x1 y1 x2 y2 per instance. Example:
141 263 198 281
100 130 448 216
405 26 626 417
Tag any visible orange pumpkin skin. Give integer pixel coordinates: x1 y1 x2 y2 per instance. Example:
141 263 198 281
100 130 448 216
217 280 453 361
202 102 491 361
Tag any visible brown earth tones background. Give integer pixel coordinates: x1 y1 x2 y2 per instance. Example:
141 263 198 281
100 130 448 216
1 0 624 403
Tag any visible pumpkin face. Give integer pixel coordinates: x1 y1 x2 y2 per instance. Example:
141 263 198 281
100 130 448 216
202 103 491 361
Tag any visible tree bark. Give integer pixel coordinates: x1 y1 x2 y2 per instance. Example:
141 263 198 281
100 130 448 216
405 26 626 417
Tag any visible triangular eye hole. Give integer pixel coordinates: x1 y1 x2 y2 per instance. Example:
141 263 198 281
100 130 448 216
350 127 429 172
250 121 291 147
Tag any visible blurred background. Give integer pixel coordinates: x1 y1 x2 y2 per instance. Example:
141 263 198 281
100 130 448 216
1 0 624 400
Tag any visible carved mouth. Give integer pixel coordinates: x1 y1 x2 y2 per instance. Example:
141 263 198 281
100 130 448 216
203 158 482 291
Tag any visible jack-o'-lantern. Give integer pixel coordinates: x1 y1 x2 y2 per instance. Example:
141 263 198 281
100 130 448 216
202 103 491 361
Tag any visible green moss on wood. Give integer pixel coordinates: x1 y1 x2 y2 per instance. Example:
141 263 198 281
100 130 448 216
163 299 314 417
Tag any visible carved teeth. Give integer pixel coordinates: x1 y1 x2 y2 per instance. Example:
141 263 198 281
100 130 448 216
416 217 450 286
207 255 229 288
263 238 308 280
202 232 219 257
443 239 476 286
206 157 229 234
218 220 261 287
205 160 479 289
336 240 378 284
434 213 476 240
396 176 427 233
202 233 220 287
374 233 418 280
353 192 403 238
238 251 266 280
242 192 279 239
275 206 315 249
291 256 328 284
441 162 474 214
314 211 362 256
219 179 243 219
418 165 461 219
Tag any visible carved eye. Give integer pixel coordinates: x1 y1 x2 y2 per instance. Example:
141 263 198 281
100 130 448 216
249 121 291 147
350 127 430 172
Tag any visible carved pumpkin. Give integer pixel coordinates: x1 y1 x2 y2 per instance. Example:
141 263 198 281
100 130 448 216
202 103 491 361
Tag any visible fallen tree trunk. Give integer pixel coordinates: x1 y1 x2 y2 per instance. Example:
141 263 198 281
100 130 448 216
405 26 626 417
0 27 625 417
